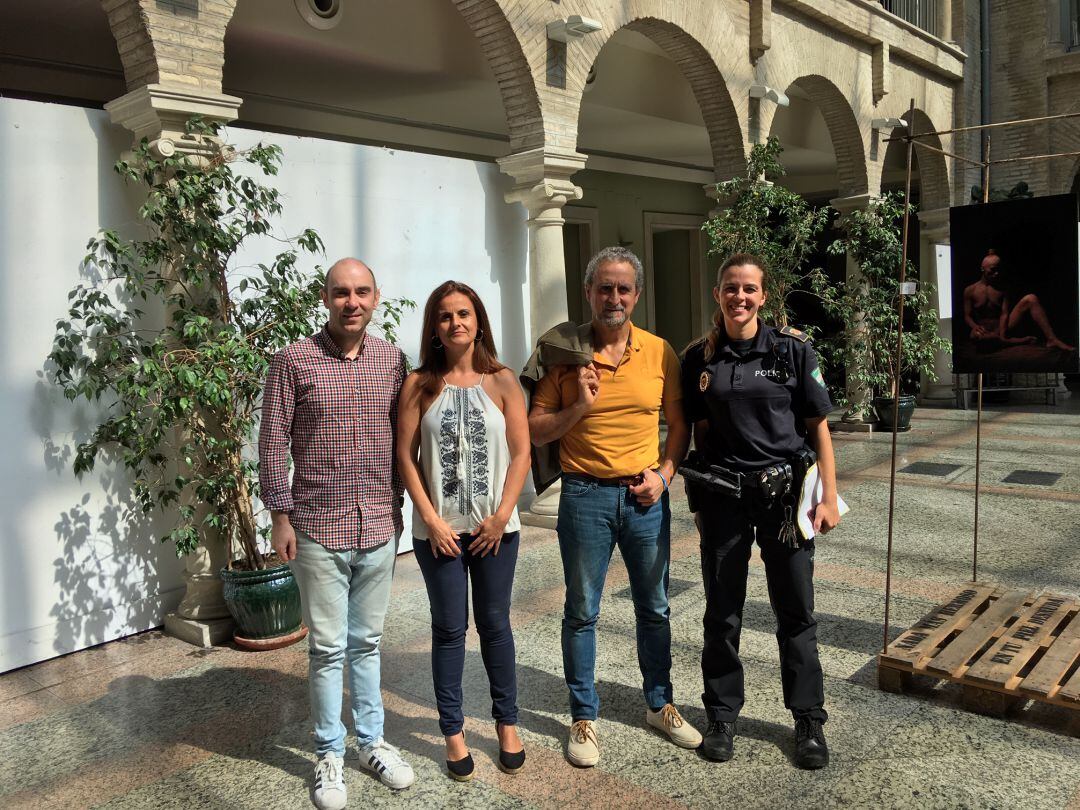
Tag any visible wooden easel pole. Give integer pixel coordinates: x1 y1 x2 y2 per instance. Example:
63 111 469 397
882 98 918 654
973 136 991 582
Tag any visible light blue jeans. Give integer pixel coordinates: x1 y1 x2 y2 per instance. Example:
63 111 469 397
290 530 396 757
557 475 672 720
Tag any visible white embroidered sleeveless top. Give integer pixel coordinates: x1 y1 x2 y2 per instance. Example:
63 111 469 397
413 376 520 539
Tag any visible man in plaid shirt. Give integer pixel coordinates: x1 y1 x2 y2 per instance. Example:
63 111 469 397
259 258 415 808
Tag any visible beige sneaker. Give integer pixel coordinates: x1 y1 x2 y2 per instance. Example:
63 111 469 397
566 719 600 767
646 704 703 749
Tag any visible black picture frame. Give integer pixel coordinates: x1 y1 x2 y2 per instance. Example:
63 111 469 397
950 194 1080 374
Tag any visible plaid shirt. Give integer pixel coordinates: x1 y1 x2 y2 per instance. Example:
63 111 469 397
259 328 406 550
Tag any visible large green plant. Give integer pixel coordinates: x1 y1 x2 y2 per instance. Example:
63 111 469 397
48 121 413 568
811 192 950 415
702 137 829 326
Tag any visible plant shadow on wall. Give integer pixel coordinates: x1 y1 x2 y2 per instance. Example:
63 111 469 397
37 379 176 657
46 118 414 647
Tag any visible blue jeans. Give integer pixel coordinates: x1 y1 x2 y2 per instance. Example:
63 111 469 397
289 530 396 757
413 532 520 736
557 475 672 720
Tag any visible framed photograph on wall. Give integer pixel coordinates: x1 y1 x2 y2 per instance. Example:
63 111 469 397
950 194 1080 374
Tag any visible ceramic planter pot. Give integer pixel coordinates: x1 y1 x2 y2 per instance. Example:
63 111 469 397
872 395 917 432
220 562 307 650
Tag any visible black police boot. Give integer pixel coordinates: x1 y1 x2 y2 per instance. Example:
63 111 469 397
793 717 829 769
700 719 735 762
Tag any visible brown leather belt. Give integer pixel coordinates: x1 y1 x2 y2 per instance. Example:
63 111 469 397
565 472 644 487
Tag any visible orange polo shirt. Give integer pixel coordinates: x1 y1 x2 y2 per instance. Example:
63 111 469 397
532 325 682 479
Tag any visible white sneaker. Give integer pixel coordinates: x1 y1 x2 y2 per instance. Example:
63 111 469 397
312 753 347 810
358 738 415 790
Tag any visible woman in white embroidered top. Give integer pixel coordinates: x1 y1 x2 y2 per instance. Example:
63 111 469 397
397 280 531 782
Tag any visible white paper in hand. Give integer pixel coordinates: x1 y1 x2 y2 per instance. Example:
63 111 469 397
796 463 849 541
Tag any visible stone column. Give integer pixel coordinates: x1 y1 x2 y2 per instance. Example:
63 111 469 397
497 147 587 523
107 83 243 647
699 183 741 334
937 0 953 43
917 207 955 403
830 194 876 429
498 147 588 339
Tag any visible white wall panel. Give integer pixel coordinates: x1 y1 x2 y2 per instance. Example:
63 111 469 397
0 98 529 670
0 98 186 671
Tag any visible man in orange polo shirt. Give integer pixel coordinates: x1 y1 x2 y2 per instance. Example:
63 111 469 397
529 246 698 767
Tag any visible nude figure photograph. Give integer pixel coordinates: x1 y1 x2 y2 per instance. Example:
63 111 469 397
951 195 1079 374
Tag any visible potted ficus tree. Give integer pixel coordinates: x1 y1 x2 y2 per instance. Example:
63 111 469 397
702 136 830 327
48 120 412 647
811 192 950 430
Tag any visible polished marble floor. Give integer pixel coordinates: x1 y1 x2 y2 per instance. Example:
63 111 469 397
2 401 1080 809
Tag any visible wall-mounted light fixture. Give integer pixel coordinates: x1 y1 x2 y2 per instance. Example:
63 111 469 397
871 117 908 131
748 84 789 107
547 15 603 43
295 0 342 30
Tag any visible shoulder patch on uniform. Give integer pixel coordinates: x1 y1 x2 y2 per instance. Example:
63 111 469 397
779 325 810 342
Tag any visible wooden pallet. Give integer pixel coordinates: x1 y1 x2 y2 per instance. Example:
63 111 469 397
878 584 1080 728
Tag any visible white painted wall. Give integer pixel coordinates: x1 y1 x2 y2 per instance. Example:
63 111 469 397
0 98 185 672
225 126 531 549
0 98 529 671
226 125 531 370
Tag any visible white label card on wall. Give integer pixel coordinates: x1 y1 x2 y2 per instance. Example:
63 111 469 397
935 244 952 319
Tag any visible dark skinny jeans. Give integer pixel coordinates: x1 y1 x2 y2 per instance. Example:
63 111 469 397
413 531 520 736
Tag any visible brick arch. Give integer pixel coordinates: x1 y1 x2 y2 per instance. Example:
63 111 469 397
781 75 868 198
902 107 951 210
102 0 238 94
103 0 545 151
451 0 545 152
568 16 744 180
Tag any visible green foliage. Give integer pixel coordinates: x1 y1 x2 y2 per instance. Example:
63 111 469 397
48 120 414 566
810 192 950 416
702 137 829 326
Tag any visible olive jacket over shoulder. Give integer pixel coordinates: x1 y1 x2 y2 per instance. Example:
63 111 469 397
519 320 594 494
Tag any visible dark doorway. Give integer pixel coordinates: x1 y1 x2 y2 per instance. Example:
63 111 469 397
652 228 695 352
562 207 599 325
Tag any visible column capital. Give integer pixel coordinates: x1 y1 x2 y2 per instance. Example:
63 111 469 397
498 147 587 214
829 193 876 217
105 83 243 160
703 183 739 219
917 206 951 242
704 183 739 207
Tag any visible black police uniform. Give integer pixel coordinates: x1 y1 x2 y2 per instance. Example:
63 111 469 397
681 319 833 726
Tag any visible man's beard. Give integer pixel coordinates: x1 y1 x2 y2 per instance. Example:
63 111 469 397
600 309 626 327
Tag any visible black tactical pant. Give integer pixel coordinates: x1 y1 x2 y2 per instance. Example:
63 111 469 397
696 487 827 724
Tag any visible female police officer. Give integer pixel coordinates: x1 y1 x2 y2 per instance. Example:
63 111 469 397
681 253 840 769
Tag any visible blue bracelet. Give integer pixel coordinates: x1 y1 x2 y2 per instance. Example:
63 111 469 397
656 469 669 490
